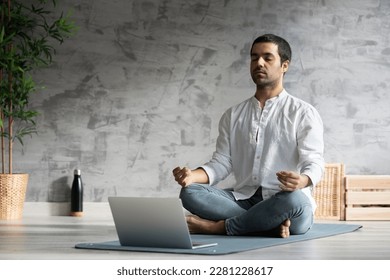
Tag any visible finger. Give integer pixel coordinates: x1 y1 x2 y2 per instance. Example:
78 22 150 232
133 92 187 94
288 172 300 180
277 171 299 180
175 176 186 187
276 172 289 183
286 177 299 186
174 168 189 181
173 170 190 186
277 172 299 186
284 181 295 189
173 172 185 184
277 175 290 185
279 183 294 192
177 177 188 188
172 167 183 175
276 170 290 176
279 184 288 191
176 174 187 184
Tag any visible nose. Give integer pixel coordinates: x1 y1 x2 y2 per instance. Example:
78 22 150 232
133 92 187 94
254 57 265 67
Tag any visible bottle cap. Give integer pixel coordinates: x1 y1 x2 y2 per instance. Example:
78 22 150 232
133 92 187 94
74 169 81 175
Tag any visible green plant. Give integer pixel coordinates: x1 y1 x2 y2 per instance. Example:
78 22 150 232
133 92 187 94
0 0 76 174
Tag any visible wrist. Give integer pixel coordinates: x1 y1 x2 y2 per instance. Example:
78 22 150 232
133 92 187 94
193 168 210 184
300 174 312 188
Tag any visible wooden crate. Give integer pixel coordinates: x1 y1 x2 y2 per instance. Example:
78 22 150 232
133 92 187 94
313 163 345 220
345 175 390 220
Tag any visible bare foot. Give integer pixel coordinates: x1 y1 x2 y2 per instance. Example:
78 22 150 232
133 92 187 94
279 219 291 238
186 215 226 235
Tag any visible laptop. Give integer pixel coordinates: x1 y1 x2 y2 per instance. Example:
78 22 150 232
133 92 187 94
108 196 218 249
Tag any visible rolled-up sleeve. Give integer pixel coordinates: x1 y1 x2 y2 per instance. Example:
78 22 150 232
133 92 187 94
297 106 325 187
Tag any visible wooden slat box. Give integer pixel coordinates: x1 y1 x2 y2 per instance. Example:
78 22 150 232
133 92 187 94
345 175 390 220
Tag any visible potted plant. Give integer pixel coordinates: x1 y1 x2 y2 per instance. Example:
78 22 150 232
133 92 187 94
0 0 76 219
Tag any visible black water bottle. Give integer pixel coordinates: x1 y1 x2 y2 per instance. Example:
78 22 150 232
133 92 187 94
70 169 83 217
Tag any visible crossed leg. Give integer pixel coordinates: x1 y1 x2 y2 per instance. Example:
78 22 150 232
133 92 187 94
186 215 291 238
180 184 311 238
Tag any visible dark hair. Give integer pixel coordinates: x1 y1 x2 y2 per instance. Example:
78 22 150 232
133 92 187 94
251 34 292 64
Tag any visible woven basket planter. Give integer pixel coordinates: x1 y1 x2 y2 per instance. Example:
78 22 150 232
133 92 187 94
0 174 29 220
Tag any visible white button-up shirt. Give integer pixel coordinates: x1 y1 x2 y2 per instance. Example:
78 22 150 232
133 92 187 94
201 90 324 210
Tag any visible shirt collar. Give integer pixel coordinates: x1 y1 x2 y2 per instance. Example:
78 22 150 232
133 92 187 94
251 89 288 108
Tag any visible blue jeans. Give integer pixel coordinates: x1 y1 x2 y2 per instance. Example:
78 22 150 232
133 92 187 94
179 184 313 236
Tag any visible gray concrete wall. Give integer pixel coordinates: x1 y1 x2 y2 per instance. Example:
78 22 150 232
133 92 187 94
15 0 390 202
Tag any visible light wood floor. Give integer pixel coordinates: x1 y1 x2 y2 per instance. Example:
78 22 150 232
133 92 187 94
0 215 389 260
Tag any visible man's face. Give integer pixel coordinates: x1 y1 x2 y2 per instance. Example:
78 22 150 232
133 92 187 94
250 42 289 88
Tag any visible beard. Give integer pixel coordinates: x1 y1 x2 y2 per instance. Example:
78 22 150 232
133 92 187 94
251 73 279 89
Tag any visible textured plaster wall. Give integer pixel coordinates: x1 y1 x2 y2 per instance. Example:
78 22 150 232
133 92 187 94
15 0 390 202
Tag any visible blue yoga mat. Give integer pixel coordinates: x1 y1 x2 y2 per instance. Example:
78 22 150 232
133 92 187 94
75 223 362 255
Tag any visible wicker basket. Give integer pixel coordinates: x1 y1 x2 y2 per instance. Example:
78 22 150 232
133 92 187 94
0 174 29 220
313 163 345 220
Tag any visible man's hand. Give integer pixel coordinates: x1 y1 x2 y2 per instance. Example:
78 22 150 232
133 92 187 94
172 167 209 188
172 167 194 188
276 171 311 191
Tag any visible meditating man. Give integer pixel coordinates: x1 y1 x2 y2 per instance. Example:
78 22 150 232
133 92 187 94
173 34 324 238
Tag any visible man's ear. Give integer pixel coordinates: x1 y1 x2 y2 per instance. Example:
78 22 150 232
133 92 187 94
282 60 290 73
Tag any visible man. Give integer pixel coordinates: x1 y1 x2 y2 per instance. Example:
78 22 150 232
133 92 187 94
173 34 324 238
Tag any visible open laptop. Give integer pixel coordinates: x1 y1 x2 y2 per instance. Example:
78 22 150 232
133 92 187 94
108 197 218 249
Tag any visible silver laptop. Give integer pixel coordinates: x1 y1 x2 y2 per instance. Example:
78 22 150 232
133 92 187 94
108 197 217 249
